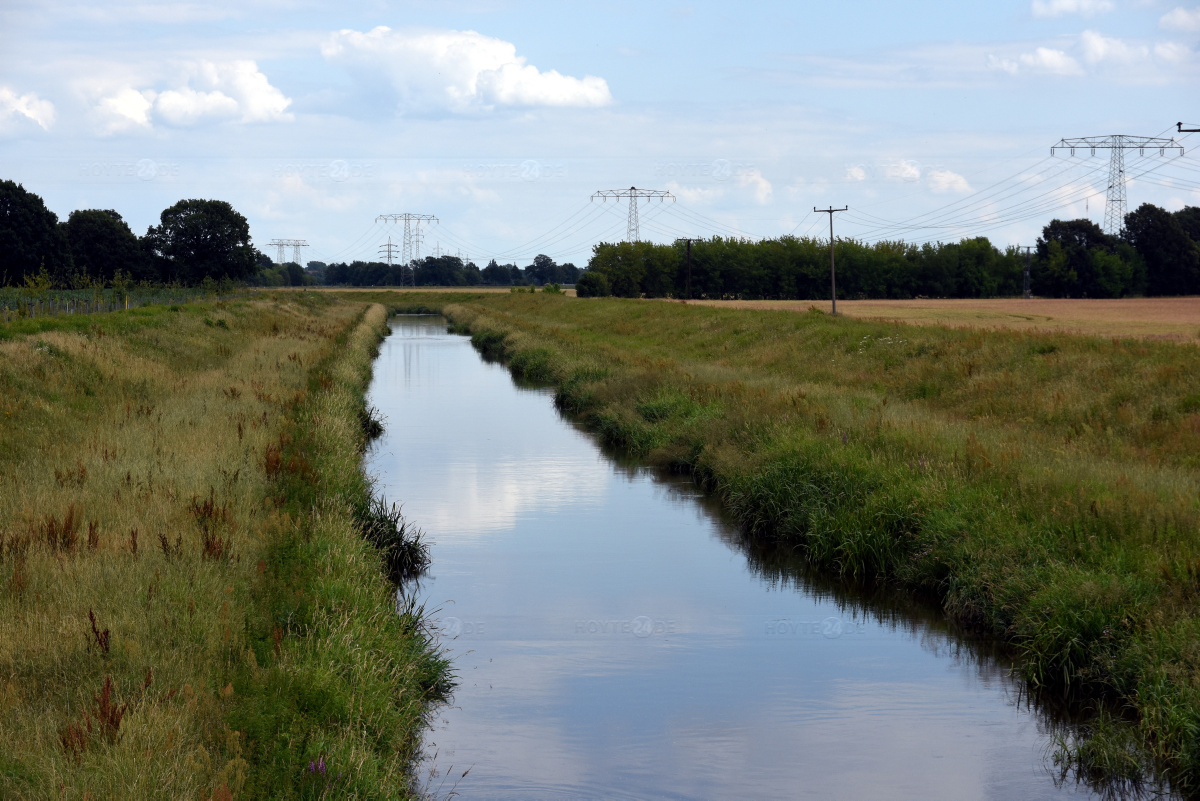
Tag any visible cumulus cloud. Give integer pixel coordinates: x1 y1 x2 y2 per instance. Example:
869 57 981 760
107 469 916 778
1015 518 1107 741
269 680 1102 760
1031 0 1113 18
997 47 1085 75
322 26 613 113
665 181 724 204
0 87 55 131
736 167 773 203
885 159 922 182
1160 6 1200 31
1080 30 1149 64
927 169 972 194
94 60 291 132
845 165 867 182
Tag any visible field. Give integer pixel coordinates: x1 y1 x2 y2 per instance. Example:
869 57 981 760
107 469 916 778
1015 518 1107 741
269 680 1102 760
0 296 447 798
685 296 1200 342
342 289 1200 795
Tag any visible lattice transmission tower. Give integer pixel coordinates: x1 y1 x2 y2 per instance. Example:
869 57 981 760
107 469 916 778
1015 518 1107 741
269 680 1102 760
591 187 676 242
267 239 308 265
377 213 437 286
1051 135 1184 235
378 237 400 267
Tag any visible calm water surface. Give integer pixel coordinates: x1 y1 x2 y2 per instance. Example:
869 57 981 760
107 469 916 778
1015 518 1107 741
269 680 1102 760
365 316 1095 801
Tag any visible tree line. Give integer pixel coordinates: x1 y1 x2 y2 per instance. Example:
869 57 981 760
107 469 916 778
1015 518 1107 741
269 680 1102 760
578 203 1200 299
317 253 581 288
5 177 1197 298
0 180 266 288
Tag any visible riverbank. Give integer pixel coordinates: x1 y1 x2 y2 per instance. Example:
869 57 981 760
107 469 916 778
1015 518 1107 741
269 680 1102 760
0 295 448 798
359 290 1200 794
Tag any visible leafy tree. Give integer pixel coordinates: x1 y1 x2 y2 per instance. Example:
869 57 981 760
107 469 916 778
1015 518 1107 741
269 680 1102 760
1034 219 1132 297
142 199 257 285
588 242 644 297
0 180 72 285
481 259 511 285
283 262 306 286
1124 203 1200 296
575 271 611 297
62 209 146 284
1174 206 1200 245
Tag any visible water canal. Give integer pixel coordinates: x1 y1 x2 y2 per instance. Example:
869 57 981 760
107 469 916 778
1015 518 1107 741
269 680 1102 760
365 315 1097 800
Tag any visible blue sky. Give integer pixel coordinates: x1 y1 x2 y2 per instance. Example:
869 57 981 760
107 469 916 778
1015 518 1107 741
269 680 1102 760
1 0 1197 267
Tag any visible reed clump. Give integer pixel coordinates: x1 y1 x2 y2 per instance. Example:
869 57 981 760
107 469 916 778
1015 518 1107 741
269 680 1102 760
414 291 1200 794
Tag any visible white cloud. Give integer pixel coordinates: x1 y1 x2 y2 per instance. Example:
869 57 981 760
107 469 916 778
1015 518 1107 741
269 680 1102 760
885 159 922 182
665 181 724 204
987 55 1020 74
96 87 154 132
737 167 773 203
1154 41 1193 63
0 86 55 131
1080 30 1149 64
322 26 613 113
927 169 972 194
1031 0 1113 18
845 166 867 182
155 86 239 126
1019 47 1085 75
94 60 291 131
1161 6 1200 31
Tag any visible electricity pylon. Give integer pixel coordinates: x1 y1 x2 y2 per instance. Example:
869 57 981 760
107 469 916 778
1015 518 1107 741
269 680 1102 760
376 213 437 262
267 239 308 265
591 187 675 242
1051 135 1184 235
378 237 400 267
1180 122 1200 133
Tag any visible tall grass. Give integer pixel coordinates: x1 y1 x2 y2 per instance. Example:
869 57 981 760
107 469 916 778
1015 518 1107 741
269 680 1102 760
0 295 447 798
374 291 1200 794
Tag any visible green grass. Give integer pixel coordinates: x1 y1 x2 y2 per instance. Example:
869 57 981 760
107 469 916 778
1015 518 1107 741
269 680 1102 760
0 295 448 798
362 290 1200 795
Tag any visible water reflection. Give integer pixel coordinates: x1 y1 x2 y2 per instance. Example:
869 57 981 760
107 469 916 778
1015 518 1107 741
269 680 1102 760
367 316 1104 800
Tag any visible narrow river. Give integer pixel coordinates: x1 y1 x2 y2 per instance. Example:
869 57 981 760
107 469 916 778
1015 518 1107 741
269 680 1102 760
365 316 1096 800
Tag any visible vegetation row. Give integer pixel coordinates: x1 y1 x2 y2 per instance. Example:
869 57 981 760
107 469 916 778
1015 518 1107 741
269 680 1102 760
578 207 1200 300
6 178 1198 302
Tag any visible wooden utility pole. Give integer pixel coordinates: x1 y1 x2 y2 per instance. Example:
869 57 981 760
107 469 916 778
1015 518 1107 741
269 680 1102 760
675 238 700 299
814 207 848 315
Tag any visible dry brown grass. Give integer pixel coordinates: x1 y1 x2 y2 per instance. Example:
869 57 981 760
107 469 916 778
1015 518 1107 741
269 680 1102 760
304 285 516 294
680 297 1200 341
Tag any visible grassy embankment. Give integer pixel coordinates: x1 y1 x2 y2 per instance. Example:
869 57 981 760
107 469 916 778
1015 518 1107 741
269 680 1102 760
361 290 1200 793
0 294 448 798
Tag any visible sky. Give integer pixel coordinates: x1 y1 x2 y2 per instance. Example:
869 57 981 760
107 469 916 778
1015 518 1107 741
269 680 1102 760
1 0 1198 268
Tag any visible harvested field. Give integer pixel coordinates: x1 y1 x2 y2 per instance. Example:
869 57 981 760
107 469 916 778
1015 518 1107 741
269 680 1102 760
681 297 1200 341
312 286 516 293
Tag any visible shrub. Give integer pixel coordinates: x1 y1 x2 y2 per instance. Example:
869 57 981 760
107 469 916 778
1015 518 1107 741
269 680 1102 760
575 271 611 298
